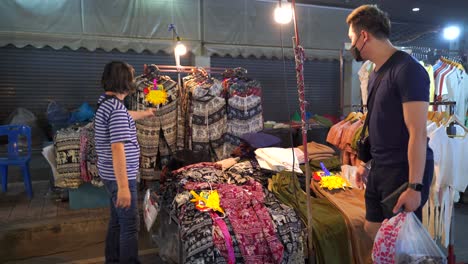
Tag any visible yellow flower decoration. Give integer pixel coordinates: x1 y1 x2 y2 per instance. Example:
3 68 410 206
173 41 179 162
190 190 225 214
146 88 168 105
319 175 352 190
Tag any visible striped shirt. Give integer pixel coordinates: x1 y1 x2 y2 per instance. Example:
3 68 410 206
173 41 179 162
95 94 140 181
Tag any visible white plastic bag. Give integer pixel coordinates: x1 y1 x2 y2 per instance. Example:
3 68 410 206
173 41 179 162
373 212 447 264
395 212 446 264
341 165 359 188
143 189 159 231
373 212 407 263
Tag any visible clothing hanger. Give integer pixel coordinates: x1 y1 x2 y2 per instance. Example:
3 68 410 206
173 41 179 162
442 57 465 71
344 112 357 122
144 64 161 80
427 111 435 121
352 112 363 122
360 112 367 122
444 115 468 138
431 112 442 124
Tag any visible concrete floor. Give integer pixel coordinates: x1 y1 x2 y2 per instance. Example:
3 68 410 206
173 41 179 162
2 151 468 263
0 181 165 264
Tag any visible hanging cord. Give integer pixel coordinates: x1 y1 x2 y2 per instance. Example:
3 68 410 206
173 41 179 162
279 4 314 262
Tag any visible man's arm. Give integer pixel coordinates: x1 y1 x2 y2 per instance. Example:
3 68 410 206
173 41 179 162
393 101 428 213
111 142 131 208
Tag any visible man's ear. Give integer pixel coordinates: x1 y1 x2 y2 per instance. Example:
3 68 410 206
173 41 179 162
361 30 370 42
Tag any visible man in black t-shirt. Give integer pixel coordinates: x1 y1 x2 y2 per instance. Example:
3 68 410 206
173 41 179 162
346 5 434 240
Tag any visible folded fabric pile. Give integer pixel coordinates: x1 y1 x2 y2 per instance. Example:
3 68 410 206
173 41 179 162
297 141 336 161
255 147 303 173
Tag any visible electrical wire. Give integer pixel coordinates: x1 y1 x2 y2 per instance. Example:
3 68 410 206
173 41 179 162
279 21 297 179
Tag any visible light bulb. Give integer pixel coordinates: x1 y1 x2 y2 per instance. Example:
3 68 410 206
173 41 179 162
274 2 292 24
174 41 187 56
443 26 461 41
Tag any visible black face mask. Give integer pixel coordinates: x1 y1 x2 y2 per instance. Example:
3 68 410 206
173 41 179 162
350 34 366 62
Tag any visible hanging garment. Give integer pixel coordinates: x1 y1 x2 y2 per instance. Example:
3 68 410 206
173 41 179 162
269 171 352 264
446 69 468 123
340 119 363 152
326 119 351 147
181 73 212 150
79 123 93 182
79 122 101 186
358 60 374 105
427 123 468 246
133 67 180 179
54 127 83 188
420 62 436 110
226 94 263 154
191 80 228 161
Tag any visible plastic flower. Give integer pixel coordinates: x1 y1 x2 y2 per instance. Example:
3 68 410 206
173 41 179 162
319 175 352 190
146 88 168 105
190 190 225 214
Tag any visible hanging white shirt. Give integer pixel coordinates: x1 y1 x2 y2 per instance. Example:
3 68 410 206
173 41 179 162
358 60 374 105
428 123 468 246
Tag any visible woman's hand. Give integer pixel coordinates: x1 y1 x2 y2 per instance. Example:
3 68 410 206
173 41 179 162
145 108 157 117
116 188 131 208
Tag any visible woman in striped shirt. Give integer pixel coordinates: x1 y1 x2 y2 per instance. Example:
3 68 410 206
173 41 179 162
95 61 155 263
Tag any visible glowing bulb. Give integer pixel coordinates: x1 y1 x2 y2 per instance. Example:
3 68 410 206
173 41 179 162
412 7 420 12
443 26 461 41
174 41 187 56
274 2 292 24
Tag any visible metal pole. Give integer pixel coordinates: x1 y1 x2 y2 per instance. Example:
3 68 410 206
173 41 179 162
339 48 344 116
292 0 314 262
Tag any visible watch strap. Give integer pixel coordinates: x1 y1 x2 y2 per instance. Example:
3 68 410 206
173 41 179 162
408 183 424 191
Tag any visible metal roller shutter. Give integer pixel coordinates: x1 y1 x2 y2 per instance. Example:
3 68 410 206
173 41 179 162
0 45 190 124
211 55 340 122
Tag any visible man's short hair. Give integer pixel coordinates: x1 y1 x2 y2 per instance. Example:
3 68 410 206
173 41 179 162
101 61 136 94
346 5 391 39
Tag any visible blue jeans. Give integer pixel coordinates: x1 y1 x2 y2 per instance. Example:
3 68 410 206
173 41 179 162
103 179 140 264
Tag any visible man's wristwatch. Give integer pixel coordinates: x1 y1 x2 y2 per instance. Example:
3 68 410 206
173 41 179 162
408 183 424 192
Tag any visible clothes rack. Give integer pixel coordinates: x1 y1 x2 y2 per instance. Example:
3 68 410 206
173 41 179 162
428 100 461 264
429 101 456 114
143 64 226 74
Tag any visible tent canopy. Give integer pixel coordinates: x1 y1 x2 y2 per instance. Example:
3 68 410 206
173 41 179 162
0 0 352 60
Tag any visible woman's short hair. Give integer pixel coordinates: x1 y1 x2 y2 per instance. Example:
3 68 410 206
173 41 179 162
101 61 136 94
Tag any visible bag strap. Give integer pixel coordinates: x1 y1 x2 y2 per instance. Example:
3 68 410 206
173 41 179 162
359 66 389 140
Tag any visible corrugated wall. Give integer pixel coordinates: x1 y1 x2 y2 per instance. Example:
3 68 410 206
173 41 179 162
0 45 340 134
211 56 340 121
0 45 190 124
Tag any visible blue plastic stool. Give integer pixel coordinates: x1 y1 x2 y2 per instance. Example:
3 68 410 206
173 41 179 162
0 125 33 198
